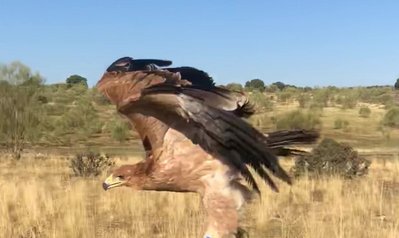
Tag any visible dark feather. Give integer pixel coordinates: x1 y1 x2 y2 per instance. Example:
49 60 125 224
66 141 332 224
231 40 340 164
106 57 172 72
133 90 292 193
265 129 319 156
265 129 320 148
144 84 255 118
210 87 255 118
165 67 215 90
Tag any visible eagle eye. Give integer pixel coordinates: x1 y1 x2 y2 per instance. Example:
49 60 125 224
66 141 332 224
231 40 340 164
116 175 125 180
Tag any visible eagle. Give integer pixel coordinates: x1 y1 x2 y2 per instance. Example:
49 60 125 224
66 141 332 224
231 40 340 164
98 57 318 238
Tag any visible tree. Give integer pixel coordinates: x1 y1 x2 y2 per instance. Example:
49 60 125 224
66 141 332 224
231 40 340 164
271 81 286 91
224 83 243 92
0 62 45 159
66 74 88 88
244 79 265 91
395 78 399 90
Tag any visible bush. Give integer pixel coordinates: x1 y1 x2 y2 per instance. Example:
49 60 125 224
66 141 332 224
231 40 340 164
224 83 244 92
312 88 332 107
248 91 273 111
275 110 321 130
334 118 349 129
291 138 371 178
111 120 130 143
358 106 371 118
382 107 399 128
341 95 358 109
297 93 311 108
91 88 111 105
277 90 293 104
70 152 115 177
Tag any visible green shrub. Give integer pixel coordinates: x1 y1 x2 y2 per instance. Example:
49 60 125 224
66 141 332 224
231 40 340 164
341 95 358 109
297 93 311 108
334 118 349 129
358 106 371 118
70 152 114 177
111 120 130 143
44 104 68 116
248 91 273 111
312 89 332 107
224 83 244 92
59 98 103 135
291 138 371 178
277 90 293 103
91 88 111 105
248 113 272 130
382 107 399 128
309 102 325 111
377 94 394 107
275 110 321 130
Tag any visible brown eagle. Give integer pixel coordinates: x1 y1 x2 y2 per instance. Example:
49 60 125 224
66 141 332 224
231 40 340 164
98 57 318 238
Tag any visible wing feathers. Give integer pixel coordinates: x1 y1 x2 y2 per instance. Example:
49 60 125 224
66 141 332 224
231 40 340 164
135 92 292 193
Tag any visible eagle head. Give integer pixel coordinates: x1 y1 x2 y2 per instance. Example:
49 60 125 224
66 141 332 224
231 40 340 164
102 164 148 190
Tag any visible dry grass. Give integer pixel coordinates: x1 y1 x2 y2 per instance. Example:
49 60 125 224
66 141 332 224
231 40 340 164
252 103 399 148
0 154 398 238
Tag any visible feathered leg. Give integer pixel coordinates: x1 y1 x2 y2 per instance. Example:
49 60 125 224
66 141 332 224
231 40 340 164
201 179 252 238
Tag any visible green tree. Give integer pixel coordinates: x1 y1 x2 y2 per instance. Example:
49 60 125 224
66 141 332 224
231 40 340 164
271 81 286 91
66 74 88 88
245 79 265 91
225 83 243 92
0 62 45 159
395 78 399 90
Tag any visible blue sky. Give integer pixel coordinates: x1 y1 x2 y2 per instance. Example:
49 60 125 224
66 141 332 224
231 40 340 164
1 1 398 87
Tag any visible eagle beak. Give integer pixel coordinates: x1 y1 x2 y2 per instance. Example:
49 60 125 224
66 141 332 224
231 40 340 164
102 174 125 191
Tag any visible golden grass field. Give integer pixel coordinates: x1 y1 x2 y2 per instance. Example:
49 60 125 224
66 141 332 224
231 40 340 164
0 153 398 238
1 105 399 238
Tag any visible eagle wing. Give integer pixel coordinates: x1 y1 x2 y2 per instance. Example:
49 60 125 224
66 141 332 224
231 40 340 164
97 70 291 193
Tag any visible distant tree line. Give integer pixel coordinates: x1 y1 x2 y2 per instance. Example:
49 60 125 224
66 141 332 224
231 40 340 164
1 61 398 159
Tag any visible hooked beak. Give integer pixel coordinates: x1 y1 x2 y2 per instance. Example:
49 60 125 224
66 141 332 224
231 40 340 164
102 174 125 191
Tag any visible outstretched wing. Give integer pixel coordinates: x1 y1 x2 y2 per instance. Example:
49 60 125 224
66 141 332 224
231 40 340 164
97 70 290 193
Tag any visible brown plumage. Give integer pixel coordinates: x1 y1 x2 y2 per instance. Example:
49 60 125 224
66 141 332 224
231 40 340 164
99 57 319 238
